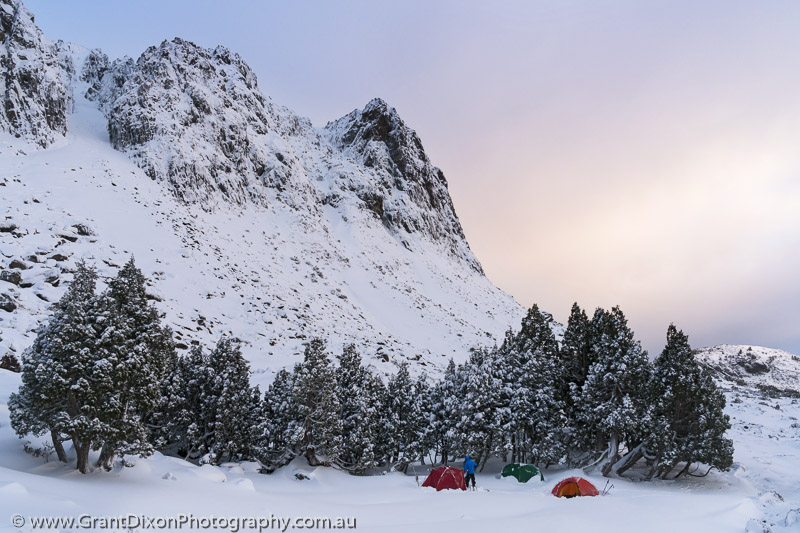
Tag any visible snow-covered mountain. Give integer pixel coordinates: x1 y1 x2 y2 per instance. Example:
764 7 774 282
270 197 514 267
695 344 800 397
0 0 525 385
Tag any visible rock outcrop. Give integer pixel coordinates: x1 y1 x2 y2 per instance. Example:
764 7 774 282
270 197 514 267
0 0 71 146
325 98 479 271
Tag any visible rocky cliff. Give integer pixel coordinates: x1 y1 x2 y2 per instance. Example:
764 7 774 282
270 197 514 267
0 0 73 147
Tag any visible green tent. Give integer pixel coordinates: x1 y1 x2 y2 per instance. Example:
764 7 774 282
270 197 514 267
501 463 544 483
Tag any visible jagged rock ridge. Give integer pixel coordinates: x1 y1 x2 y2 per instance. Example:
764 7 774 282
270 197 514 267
0 0 73 147
324 98 479 272
78 37 478 268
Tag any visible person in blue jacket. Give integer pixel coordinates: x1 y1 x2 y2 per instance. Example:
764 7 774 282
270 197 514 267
464 455 477 490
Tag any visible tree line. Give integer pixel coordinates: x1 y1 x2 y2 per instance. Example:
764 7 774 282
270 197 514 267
9 261 733 479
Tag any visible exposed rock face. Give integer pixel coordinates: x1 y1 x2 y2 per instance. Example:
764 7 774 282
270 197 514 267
0 270 22 285
324 98 480 271
85 38 317 210
0 0 71 146
81 37 480 269
0 292 16 312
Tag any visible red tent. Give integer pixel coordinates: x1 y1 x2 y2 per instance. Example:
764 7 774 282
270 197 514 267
551 477 599 498
422 467 466 491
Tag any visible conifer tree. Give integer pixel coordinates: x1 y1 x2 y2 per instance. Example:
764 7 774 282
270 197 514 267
426 359 460 464
258 366 300 470
335 344 385 473
205 337 259 464
644 325 733 479
458 348 504 469
407 373 431 465
385 362 419 470
158 338 258 465
350 372 387 473
509 304 567 465
9 262 103 473
91 257 175 469
293 338 342 466
561 303 593 391
153 346 201 456
578 306 652 475
560 303 595 464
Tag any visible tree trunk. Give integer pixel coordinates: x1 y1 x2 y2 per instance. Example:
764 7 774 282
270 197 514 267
51 430 68 463
96 443 115 471
614 441 647 477
673 462 692 479
644 444 663 480
73 437 90 474
601 431 620 477
305 446 320 466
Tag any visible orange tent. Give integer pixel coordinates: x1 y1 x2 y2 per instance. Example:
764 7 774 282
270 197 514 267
551 477 599 498
422 467 466 491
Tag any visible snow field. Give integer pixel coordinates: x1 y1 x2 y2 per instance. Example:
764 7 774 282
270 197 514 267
1 369 796 532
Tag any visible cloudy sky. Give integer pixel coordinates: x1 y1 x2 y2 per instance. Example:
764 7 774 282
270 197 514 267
27 0 800 355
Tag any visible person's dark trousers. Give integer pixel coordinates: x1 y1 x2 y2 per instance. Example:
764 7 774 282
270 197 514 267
465 473 475 488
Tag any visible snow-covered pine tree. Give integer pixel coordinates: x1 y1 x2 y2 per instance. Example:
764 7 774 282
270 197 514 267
643 325 733 479
406 373 431 466
578 306 652 476
490 329 519 463
166 345 211 459
384 362 419 471
257 366 300 470
159 338 259 465
561 303 593 391
350 371 387 473
457 347 505 469
426 359 460 465
205 337 259 464
9 262 103 473
508 304 567 466
335 344 384 474
336 344 366 468
559 303 593 464
91 257 176 469
293 338 342 466
367 372 392 468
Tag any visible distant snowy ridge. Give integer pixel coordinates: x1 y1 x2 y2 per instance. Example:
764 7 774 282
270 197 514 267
0 0 525 383
695 344 800 395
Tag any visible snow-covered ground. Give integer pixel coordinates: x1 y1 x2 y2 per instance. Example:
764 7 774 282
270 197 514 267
1 367 797 532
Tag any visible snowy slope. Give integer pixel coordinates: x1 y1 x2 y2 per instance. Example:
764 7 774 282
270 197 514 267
695 345 800 396
0 0 525 384
695 345 800 532
1 364 797 532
